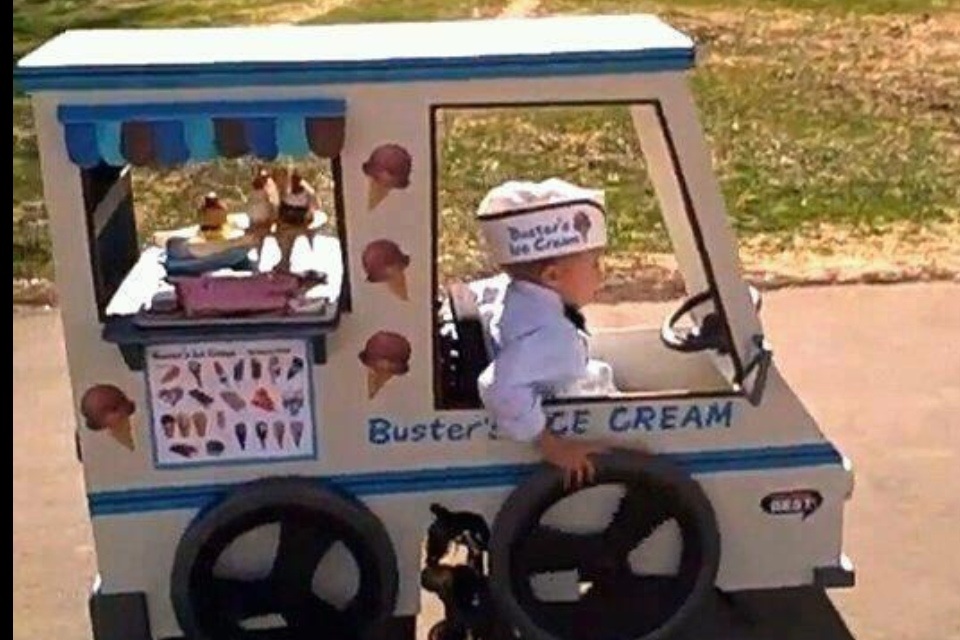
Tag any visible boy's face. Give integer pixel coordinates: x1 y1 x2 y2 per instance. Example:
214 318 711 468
542 249 605 307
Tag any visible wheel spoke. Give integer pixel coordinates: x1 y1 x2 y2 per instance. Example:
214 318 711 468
588 572 689 620
281 593 358 640
270 517 338 591
531 574 690 640
605 482 673 555
209 576 277 620
514 526 607 575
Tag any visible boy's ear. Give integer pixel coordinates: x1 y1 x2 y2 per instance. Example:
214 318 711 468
540 262 561 286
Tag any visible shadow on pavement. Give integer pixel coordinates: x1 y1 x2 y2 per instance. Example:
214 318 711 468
679 588 856 640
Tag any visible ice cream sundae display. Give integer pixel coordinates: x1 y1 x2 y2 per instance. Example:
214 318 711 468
145 162 338 323
198 192 229 240
80 384 138 451
246 169 280 245
274 170 321 273
362 143 412 210
145 340 314 466
358 331 412 398
362 239 411 301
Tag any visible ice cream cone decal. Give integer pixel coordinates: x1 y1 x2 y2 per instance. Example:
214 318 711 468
362 143 412 211
385 272 409 301
110 418 136 451
367 368 394 399
359 331 412 399
367 178 393 210
362 240 411 301
80 384 137 451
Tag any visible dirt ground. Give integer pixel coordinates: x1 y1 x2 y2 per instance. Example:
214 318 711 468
12 283 960 640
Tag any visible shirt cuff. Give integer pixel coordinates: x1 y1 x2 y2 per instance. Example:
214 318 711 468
491 402 544 443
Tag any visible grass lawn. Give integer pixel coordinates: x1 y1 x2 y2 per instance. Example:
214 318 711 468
12 0 960 283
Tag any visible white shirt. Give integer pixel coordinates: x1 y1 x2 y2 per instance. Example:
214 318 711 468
477 280 590 442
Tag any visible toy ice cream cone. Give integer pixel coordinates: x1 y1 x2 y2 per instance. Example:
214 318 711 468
367 177 393 211
385 271 409 301
108 417 136 451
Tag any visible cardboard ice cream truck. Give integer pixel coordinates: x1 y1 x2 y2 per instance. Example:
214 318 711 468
16 14 855 640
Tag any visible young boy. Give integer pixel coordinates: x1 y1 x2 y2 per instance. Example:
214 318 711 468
476 178 616 487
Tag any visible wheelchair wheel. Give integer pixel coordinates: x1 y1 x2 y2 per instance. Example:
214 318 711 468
170 477 398 640
489 449 720 640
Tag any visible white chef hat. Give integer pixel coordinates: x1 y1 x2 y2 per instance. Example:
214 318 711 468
477 178 607 265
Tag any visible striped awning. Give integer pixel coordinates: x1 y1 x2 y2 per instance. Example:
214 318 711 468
57 99 346 168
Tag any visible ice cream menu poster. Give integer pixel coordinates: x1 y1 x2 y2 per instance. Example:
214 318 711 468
145 339 315 467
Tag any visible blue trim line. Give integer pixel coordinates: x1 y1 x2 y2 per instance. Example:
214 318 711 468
87 443 840 517
57 100 347 123
20 52 693 92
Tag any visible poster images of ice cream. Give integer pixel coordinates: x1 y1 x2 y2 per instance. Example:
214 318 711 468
362 143 412 210
145 339 315 467
362 239 411 301
80 384 137 451
359 331 412 399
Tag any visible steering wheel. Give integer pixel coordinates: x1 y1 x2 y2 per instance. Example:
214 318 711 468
660 287 761 354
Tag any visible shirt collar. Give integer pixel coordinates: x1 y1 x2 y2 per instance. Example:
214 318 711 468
508 278 564 312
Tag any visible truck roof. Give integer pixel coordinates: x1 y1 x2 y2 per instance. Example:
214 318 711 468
16 14 695 92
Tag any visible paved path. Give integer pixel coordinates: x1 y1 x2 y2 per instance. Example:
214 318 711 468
13 283 960 640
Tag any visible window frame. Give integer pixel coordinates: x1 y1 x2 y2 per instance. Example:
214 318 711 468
429 99 744 410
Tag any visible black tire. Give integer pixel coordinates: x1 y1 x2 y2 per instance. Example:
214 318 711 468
489 449 720 640
170 476 398 640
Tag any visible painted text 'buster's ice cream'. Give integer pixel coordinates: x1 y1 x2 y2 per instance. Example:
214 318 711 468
358 331 412 398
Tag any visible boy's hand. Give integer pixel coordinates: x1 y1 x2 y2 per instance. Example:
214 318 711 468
537 430 606 490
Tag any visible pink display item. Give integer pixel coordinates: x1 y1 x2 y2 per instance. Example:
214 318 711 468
172 273 301 318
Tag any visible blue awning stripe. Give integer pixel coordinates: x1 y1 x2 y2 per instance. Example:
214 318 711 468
95 121 125 166
153 120 190 165
277 116 311 157
183 117 217 161
245 118 278 160
64 122 100 168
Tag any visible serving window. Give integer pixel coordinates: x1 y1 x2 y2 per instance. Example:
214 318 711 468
64 100 350 333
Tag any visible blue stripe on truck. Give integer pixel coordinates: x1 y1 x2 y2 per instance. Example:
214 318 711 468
87 443 842 517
